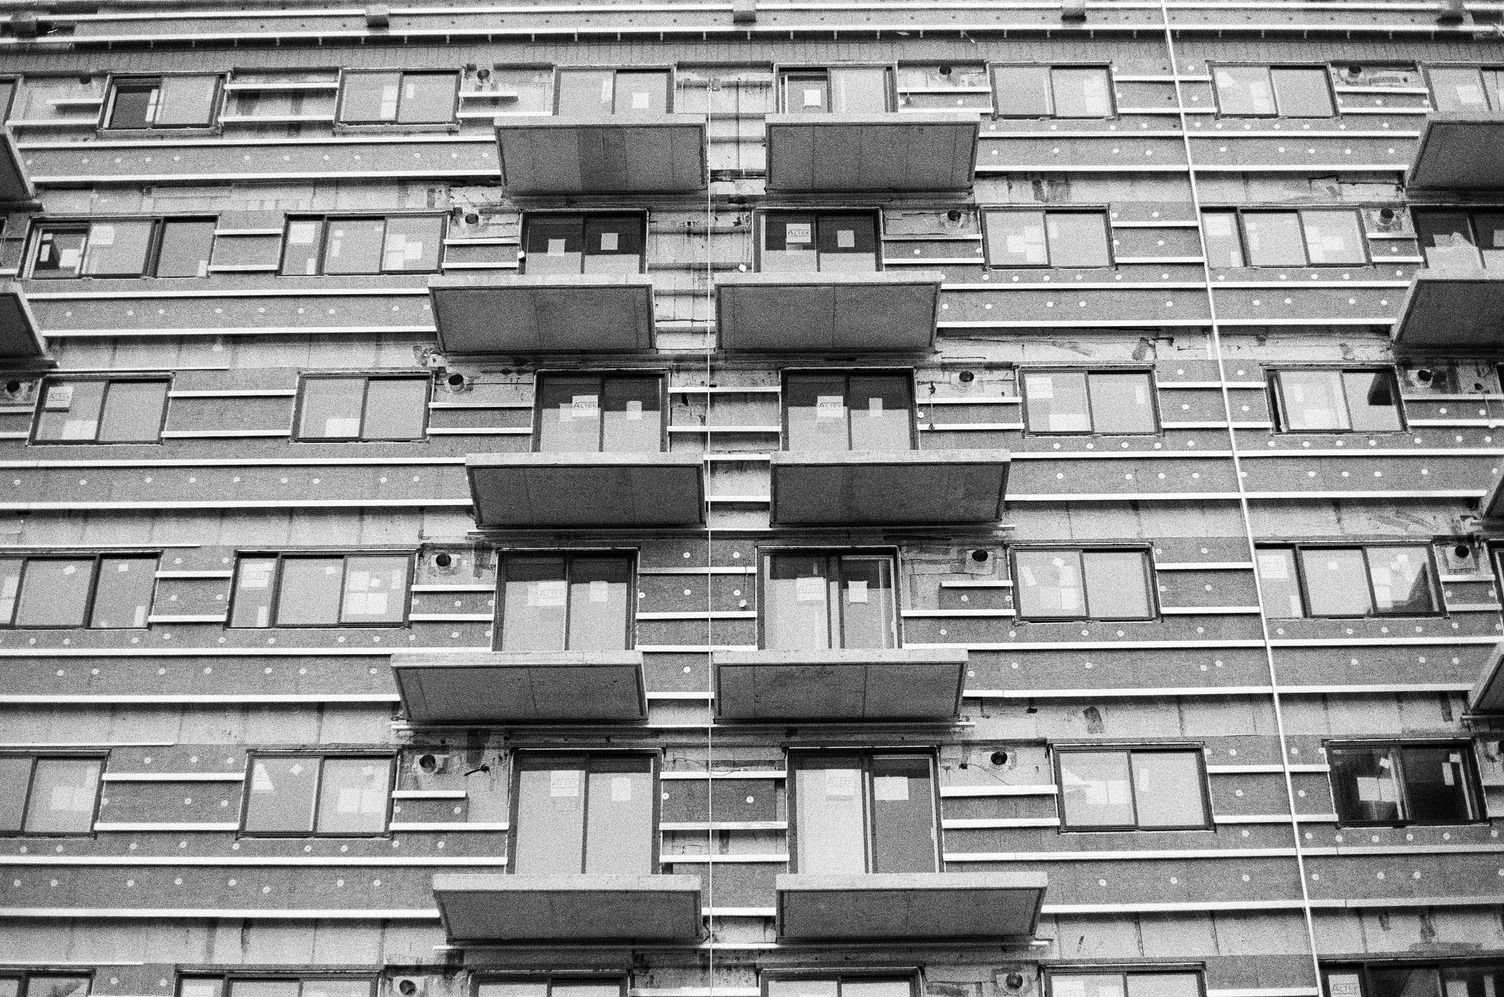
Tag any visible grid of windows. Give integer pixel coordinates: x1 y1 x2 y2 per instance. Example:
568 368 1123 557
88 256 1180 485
1268 369 1402 432
338 70 459 124
761 212 880 272
1212 65 1334 116
761 551 898 650
1256 545 1441 618
522 214 645 275
280 216 444 276
784 372 913 451
1327 743 1481 826
1021 369 1157 435
0 554 157 629
1055 748 1211 830
295 375 429 441
33 377 170 444
29 218 216 279
991 65 1113 118
105 74 221 128
242 755 393 835
1012 548 1155 621
983 209 1111 268
0 756 104 834
1202 209 1367 267
510 754 655 874
779 66 894 113
229 553 412 627
496 553 634 651
789 753 937 873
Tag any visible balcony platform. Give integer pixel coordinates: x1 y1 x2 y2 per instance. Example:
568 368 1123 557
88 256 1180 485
716 272 943 353
429 274 655 355
466 451 705 529
496 115 707 195
1408 112 1504 189
770 450 1008 525
775 872 1047 941
714 648 967 721
0 285 46 362
1469 640 1504 714
391 650 646 725
1391 270 1504 353
765 113 978 192
0 129 34 205
433 873 704 943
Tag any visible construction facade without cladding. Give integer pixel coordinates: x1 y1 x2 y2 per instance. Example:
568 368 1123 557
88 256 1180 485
1 0 1503 996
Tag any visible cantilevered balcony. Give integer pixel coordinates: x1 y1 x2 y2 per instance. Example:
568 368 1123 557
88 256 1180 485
765 113 978 192
770 450 1008 525
495 116 707 195
0 129 34 205
714 647 967 721
429 274 655 354
433 873 704 944
466 452 704 529
0 285 47 362
1391 270 1504 352
1407 112 1504 190
716 272 943 352
391 650 647 724
775 872 1047 941
1470 641 1504 715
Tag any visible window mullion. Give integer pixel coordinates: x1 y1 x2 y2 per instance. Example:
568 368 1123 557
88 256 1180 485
578 757 593 873
561 554 575 651
1124 750 1142 828
356 377 374 439
309 756 326 833
862 755 876 872
829 555 843 650
20 757 39 828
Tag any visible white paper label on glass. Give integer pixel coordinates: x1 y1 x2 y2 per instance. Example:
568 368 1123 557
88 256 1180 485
825 769 857 798
599 231 619 251
547 238 568 255
1025 374 1054 400
794 576 826 602
550 769 581 797
1327 975 1361 997
589 579 610 603
571 394 600 416
288 221 319 245
631 91 650 109
784 222 813 244
91 225 116 247
611 775 634 801
872 775 909 801
531 579 568 607
847 580 868 604
836 228 856 249
868 396 884 417
815 395 845 419
803 88 824 108
45 385 74 410
624 399 643 420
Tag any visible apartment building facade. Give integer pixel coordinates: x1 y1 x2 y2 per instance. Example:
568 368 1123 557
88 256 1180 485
0 2 1501 997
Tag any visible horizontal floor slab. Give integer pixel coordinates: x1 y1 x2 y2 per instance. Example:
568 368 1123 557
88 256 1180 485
392 650 646 724
1391 270 1504 352
776 871 1047 940
497 115 707 194
716 272 943 352
766 113 978 192
429 274 654 354
434 873 704 943
715 647 967 721
1408 112 1504 189
466 451 705 529
770 450 1009 525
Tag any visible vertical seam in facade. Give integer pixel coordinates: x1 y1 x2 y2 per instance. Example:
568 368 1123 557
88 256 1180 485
703 106 717 969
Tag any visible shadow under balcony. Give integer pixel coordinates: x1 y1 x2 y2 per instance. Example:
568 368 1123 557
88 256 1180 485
775 872 1047 941
391 650 647 725
769 450 1008 526
495 115 707 195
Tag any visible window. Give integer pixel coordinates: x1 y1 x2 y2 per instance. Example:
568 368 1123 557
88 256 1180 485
478 980 624 997
1257 545 1441 618
762 551 897 650
279 216 444 276
522 214 645 275
28 218 216 279
768 979 912 997
1327 743 1481 825
1428 66 1504 112
1021 369 1157 435
1212 65 1334 117
510 754 655 873
1415 211 1504 270
991 65 1113 118
1056 747 1210 830
760 212 880 272
338 70 459 124
496 554 633 651
784 372 913 451
1322 963 1504 997
1268 369 1402 432
105 74 221 128
779 66 894 113
535 374 663 453
229 553 412 627
0 555 157 629
1012 548 1155 621
556 68 671 114
32 377 170 444
789 753 937 873
983 209 1111 268
1201 210 1367 267
0 756 104 834
1050 972 1202 997
295 376 429 441
178 980 370 997
0 975 91 997
242 755 393 835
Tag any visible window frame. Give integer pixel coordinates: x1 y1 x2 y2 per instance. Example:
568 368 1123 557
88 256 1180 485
762 976 919 997
29 374 172 445
0 972 94 997
1413 208 1504 271
552 66 677 114
1052 745 1213 832
1256 544 1444 619
775 63 898 113
988 62 1117 119
1209 63 1336 118
277 213 448 276
176 977 375 997
292 373 433 443
754 208 885 272
786 750 942 874
226 551 415 629
1423 64 1504 113
1045 968 1207 997
101 72 225 130
1009 546 1159 622
1267 367 1405 433
1320 960 1504 997
0 552 160 630
505 751 661 873
492 549 638 652
1324 740 1484 827
1203 208 1370 268
519 210 650 275
335 68 462 126
1019 367 1160 436
780 368 918 451
474 977 628 997
238 752 396 838
0 753 107 837
757 547 903 650
530 371 667 453
981 207 1115 269
26 217 219 280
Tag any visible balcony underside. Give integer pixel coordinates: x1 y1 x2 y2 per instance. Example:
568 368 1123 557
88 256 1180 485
770 450 1009 525
466 452 705 529
1470 641 1504 714
714 648 968 721
0 129 33 205
1407 113 1504 189
429 274 655 354
765 113 978 192
715 272 943 352
1391 271 1504 353
0 285 46 362
433 873 704 943
391 650 647 725
496 116 707 195
775 872 1047 941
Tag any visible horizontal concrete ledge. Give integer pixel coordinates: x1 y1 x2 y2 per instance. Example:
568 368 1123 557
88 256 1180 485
1392 270 1504 352
433 873 704 943
429 273 655 354
392 649 647 724
466 451 705 529
775 871 1046 940
496 115 707 194
1407 112 1504 189
765 113 978 192
770 449 1007 525
715 647 967 721
716 271 942 352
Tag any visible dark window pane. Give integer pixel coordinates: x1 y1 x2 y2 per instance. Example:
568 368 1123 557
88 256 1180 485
848 374 912 450
986 211 1048 266
245 755 319 832
274 557 345 626
1088 373 1156 434
397 72 458 123
765 554 833 649
321 218 386 275
97 379 168 443
763 213 820 272
156 75 219 126
1060 751 1135 827
1131 752 1207 827
601 376 661 452
992 66 1049 117
526 215 586 275
230 557 277 627
1243 213 1307 266
828 67 890 113
583 215 645 275
794 756 866 873
1367 970 1440 997
613 71 670 114
154 219 216 278
281 219 324 276
0 558 18 624
35 380 106 441
1300 211 1365 265
537 376 603 452
1430 67 1488 111
1368 546 1436 615
1277 370 1348 430
500 556 568 651
556 69 613 115
786 374 851 452
315 757 390 833
382 215 443 272
340 71 402 122
1471 211 1504 269
24 758 100 833
567 557 631 650
1214 66 1275 115
340 555 409 625
90 556 156 629
1083 551 1151 619
362 378 428 440
1272 67 1334 117
816 214 878 272
1330 745 1403 823
299 378 366 439
82 220 154 276
1257 549 1304 618
1400 746 1475 822
31 229 88 279
837 555 896 649
14 559 93 627
0 756 31 831
1300 548 1373 616
1441 967 1503 997
584 756 653 872
1343 371 1401 432
1416 212 1481 270
1024 371 1090 433
514 757 586 872
1202 212 1245 267
870 754 936 872
1051 68 1112 118
26 978 89 997
108 82 158 128
1014 550 1085 618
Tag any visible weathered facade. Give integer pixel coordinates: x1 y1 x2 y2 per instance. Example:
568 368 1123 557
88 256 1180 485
1 2 1502 997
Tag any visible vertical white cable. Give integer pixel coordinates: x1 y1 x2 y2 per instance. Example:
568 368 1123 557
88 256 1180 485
702 100 717 993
